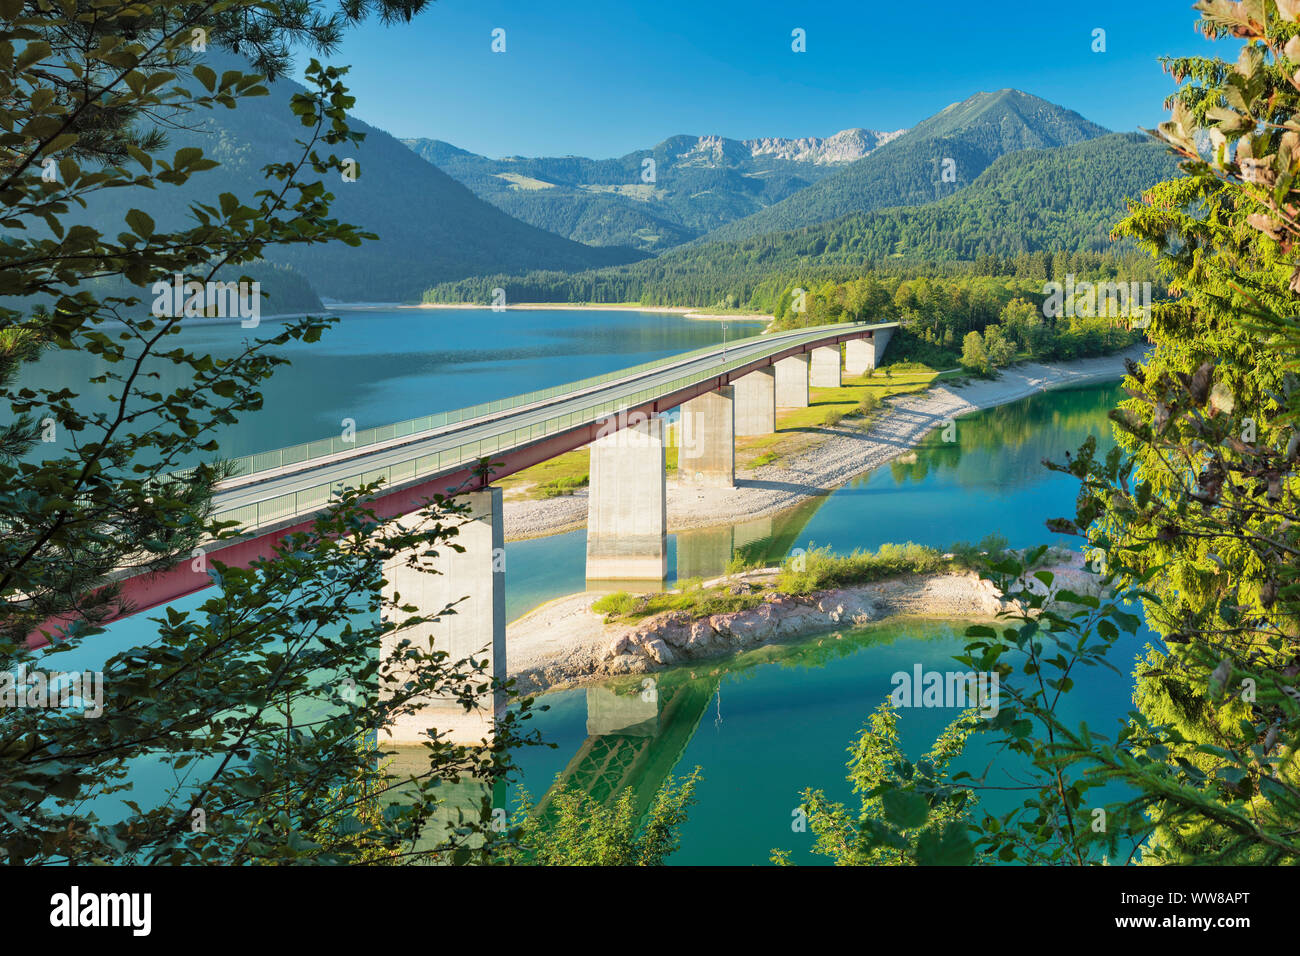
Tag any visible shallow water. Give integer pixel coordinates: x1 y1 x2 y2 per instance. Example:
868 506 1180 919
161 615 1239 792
507 616 1146 866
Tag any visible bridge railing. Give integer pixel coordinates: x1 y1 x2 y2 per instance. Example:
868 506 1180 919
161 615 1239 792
220 325 759 481
211 321 881 531
219 321 874 484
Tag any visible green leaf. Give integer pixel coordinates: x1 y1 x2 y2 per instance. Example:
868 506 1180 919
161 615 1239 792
193 64 217 92
915 821 975 866
881 790 929 830
125 208 154 239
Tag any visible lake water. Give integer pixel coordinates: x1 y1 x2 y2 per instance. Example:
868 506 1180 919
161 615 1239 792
28 306 762 462
32 308 1147 864
512 616 1145 866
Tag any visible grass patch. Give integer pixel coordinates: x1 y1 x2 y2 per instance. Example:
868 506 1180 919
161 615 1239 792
776 536 1013 595
592 535 1036 626
776 543 951 595
498 447 589 497
535 474 588 498
592 579 767 624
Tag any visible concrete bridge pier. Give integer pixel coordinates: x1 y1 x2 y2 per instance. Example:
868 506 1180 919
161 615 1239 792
733 367 776 436
845 329 894 375
810 345 841 388
586 415 668 583
679 386 734 488
775 354 810 408
844 337 872 375
872 327 894 364
380 487 505 746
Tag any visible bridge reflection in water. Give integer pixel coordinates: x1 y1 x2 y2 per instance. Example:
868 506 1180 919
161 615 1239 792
674 492 825 581
379 669 722 849
535 674 720 823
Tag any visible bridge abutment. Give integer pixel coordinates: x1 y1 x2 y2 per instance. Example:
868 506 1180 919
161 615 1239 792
775 354 810 408
733 367 776 436
586 415 668 583
679 385 735 488
810 345 842 388
380 487 505 746
872 327 894 364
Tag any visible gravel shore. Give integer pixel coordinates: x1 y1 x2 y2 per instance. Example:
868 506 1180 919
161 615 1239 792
503 346 1145 542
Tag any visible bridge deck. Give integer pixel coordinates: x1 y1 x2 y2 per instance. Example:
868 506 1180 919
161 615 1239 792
30 320 895 642
210 321 896 535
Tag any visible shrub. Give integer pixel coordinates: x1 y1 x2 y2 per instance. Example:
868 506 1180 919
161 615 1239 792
591 591 639 619
854 393 881 418
948 533 1010 568
777 543 948 594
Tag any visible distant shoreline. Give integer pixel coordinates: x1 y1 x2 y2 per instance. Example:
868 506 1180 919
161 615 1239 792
410 302 773 323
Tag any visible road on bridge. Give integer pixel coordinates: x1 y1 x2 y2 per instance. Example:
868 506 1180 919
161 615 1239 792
210 321 896 531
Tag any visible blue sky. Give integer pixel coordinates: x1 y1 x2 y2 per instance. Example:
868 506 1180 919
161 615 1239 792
308 0 1217 158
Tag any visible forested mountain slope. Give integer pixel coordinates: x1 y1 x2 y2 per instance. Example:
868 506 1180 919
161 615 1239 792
697 90 1109 244
404 128 904 252
424 133 1177 308
86 55 642 303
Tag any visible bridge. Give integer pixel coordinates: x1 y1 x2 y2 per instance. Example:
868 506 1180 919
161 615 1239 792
42 319 897 742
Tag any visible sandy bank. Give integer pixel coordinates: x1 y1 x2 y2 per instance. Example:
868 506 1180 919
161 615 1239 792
508 559 1101 694
503 345 1146 541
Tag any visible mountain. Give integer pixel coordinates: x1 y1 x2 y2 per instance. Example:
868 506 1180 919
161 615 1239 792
403 127 905 252
422 133 1179 307
746 128 906 164
697 90 1109 244
84 54 641 303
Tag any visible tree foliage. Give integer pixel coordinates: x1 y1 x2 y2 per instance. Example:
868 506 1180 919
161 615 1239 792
775 703 979 866
499 769 702 866
0 0 534 864
805 0 1300 866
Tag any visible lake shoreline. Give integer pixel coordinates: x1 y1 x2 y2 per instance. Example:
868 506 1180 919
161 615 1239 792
412 302 774 323
508 557 1098 694
502 345 1147 543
